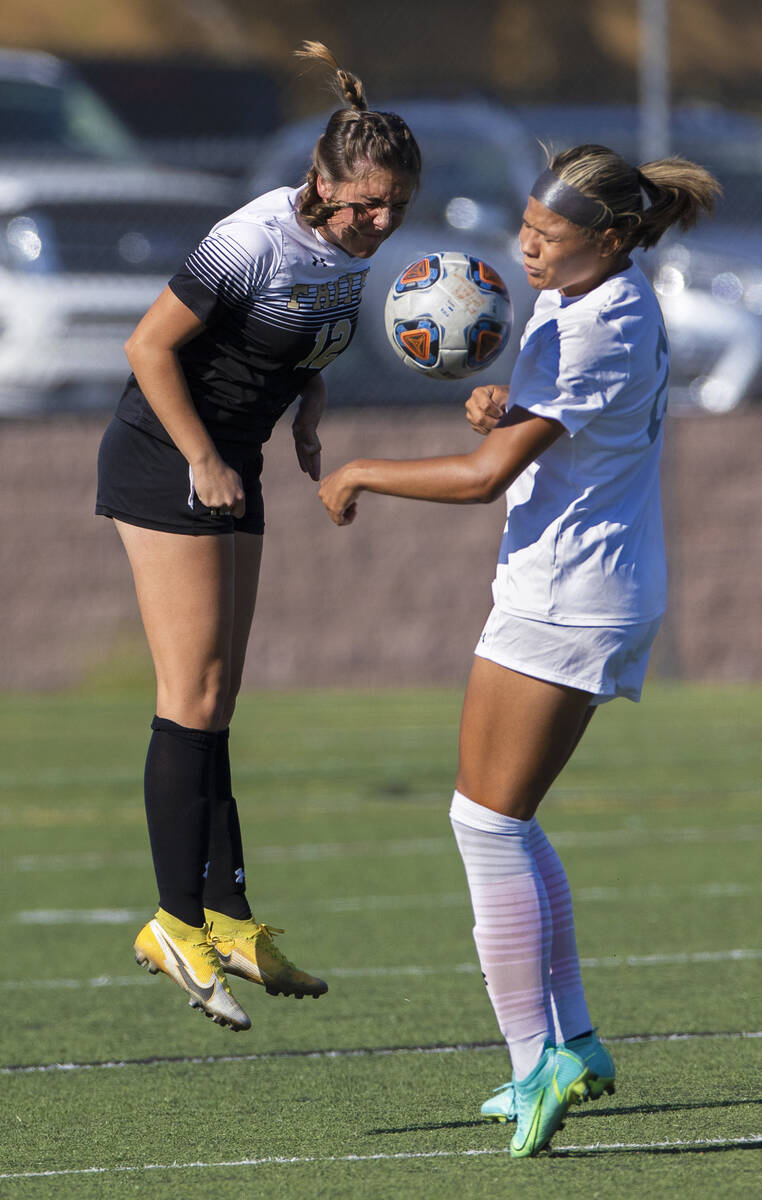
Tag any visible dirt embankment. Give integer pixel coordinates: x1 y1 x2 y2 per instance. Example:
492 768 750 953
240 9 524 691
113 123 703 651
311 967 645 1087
0 408 759 690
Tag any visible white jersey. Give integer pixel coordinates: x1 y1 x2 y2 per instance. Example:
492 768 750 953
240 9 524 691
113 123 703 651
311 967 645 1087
493 262 669 626
117 186 370 444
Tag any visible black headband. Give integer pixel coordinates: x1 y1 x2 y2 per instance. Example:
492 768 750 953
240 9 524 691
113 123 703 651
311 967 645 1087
530 168 609 229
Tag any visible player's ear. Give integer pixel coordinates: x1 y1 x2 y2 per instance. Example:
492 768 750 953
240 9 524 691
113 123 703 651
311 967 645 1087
600 228 623 258
316 174 331 201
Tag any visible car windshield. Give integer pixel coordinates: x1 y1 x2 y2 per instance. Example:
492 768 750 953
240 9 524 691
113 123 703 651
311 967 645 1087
411 132 532 225
0 78 140 160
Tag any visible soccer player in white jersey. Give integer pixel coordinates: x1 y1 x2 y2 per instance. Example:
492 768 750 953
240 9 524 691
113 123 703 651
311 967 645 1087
95 42 421 1030
319 144 719 1156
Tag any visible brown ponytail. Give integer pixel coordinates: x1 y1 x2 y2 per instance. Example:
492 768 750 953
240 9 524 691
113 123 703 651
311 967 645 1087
294 40 368 112
293 41 422 228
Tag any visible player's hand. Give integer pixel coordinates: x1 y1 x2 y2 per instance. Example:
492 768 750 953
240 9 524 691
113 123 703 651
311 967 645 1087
293 421 322 481
190 453 246 518
294 375 326 481
465 384 509 435
319 465 360 526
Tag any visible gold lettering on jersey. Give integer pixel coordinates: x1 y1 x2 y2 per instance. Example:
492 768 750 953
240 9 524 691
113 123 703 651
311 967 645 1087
286 284 312 310
286 269 370 311
314 283 332 309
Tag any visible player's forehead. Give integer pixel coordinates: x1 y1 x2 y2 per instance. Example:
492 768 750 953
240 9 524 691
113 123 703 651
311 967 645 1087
334 165 413 204
522 195 580 237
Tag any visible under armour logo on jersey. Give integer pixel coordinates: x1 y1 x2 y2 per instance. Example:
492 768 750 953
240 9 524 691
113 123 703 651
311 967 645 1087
235 868 245 884
312 255 328 267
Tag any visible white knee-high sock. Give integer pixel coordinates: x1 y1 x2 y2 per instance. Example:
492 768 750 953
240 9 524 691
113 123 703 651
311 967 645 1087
528 818 592 1044
449 790 553 1080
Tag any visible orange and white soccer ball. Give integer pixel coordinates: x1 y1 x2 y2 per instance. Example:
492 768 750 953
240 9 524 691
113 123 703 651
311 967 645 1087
384 250 512 379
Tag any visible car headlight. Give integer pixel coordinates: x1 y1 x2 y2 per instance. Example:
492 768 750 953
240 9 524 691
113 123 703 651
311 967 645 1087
1 214 55 272
7 216 43 263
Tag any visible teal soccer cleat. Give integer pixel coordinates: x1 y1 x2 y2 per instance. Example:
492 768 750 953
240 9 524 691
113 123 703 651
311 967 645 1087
480 1030 615 1123
480 1079 517 1123
563 1029 616 1099
509 1042 589 1158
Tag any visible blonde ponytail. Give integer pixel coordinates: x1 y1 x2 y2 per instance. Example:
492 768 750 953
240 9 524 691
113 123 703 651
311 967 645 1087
549 144 721 251
636 157 721 248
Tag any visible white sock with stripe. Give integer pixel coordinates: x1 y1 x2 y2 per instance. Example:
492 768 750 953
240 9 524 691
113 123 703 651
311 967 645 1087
527 818 592 1044
449 789 553 1080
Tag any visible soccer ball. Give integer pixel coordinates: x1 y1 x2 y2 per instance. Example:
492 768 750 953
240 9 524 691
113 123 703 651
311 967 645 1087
384 251 512 380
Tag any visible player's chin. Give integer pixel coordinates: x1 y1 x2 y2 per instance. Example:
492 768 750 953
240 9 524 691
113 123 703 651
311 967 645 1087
351 234 389 258
523 269 545 290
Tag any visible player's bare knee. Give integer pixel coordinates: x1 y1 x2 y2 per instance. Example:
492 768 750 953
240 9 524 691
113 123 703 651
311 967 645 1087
159 663 230 731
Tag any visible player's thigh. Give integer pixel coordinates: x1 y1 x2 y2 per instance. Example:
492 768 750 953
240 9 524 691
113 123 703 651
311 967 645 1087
456 655 593 819
115 520 236 698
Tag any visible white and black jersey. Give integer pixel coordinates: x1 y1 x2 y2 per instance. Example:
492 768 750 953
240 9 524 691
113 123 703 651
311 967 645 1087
116 187 371 445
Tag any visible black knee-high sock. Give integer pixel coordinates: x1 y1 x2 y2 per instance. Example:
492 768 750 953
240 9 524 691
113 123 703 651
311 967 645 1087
202 727 252 921
144 715 217 927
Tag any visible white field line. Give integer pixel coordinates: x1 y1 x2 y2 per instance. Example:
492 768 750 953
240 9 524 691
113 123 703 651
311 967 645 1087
2 1030 760 1077
8 823 762 873
1 1136 761 1180
1 949 760 999
12 878 757 926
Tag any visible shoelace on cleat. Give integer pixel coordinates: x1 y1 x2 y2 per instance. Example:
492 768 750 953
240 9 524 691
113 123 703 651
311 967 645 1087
209 921 296 970
196 928 234 995
250 923 296 968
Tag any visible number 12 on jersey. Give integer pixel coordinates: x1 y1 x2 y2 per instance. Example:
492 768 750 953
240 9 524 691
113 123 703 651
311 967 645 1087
296 319 352 370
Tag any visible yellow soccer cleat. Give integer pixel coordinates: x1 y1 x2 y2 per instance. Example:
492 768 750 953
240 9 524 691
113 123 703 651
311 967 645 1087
134 909 251 1031
205 910 328 999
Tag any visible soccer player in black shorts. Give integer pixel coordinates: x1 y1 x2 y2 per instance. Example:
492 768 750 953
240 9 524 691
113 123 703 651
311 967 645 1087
96 42 421 1029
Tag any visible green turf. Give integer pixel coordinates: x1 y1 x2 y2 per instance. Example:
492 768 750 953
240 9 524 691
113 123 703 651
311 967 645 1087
1 682 761 1198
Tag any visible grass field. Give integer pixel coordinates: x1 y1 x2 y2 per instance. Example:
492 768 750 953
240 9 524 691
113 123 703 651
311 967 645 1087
1 681 760 1198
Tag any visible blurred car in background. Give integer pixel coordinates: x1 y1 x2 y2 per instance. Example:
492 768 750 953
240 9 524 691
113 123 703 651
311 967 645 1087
517 103 762 413
248 98 543 406
71 56 284 178
0 49 243 414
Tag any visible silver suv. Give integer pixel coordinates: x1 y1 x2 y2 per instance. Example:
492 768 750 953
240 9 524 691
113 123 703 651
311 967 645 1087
0 50 242 414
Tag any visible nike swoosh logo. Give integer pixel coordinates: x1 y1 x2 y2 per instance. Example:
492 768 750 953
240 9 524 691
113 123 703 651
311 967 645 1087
156 927 216 1004
216 946 273 983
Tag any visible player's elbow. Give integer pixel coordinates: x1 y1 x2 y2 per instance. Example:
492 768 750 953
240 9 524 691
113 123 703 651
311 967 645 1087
476 477 507 504
463 464 507 505
124 327 144 367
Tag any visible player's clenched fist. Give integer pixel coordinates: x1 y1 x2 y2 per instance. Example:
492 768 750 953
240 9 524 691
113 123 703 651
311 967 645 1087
319 465 360 526
465 384 509 435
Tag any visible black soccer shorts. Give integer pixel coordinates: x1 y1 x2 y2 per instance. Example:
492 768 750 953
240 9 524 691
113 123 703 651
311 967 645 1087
95 417 265 535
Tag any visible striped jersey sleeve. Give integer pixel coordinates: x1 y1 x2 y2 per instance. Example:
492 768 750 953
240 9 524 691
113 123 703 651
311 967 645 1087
170 221 282 325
